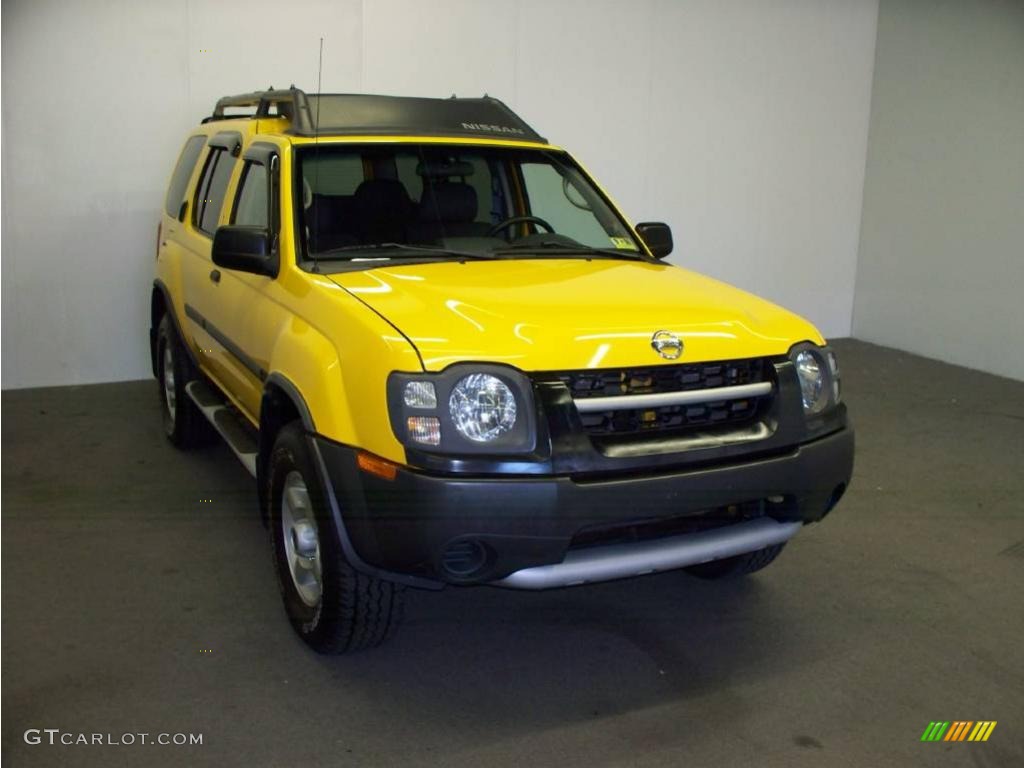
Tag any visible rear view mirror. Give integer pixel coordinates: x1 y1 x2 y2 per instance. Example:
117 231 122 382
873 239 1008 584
635 222 673 259
212 226 277 277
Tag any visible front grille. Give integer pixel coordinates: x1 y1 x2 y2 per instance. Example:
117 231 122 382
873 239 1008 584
553 358 772 437
569 500 766 550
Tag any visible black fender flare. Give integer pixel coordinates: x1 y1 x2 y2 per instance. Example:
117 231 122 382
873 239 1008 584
258 372 439 589
151 280 200 375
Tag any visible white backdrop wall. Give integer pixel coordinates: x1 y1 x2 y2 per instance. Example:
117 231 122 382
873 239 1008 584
854 0 1024 381
1 0 878 389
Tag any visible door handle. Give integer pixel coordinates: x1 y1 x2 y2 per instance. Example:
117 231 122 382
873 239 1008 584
209 269 221 284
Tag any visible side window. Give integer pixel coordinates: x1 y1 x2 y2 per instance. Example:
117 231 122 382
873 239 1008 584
232 162 268 227
521 163 613 243
194 148 237 236
164 136 205 217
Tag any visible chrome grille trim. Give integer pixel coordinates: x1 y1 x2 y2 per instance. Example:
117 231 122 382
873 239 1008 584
572 381 773 414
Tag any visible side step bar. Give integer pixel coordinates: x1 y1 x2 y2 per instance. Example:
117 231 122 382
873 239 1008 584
494 518 802 590
185 381 258 478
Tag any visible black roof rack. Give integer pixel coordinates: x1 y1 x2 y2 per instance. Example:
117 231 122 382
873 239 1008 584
203 87 546 143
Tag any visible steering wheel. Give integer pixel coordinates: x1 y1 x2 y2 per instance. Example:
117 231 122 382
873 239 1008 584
488 215 556 238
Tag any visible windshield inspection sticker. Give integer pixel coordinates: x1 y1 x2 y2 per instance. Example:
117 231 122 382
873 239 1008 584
610 237 637 250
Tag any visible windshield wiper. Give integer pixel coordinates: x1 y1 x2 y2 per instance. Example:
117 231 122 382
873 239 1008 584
495 241 655 262
312 242 497 262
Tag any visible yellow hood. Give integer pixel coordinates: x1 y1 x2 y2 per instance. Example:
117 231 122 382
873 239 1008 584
328 259 824 372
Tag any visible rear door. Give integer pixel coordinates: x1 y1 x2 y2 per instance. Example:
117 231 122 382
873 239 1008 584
158 135 207 347
178 132 243 398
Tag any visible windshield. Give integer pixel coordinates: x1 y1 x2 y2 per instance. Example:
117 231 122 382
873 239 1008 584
294 144 643 263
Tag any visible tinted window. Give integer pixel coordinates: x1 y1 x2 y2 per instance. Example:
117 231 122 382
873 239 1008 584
306 154 364 195
164 136 205 217
195 148 236 236
521 162 610 245
233 162 268 227
295 145 639 259
395 155 423 201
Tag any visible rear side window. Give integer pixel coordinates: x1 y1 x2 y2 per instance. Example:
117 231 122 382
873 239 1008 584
232 162 268 227
194 148 237 236
164 136 205 217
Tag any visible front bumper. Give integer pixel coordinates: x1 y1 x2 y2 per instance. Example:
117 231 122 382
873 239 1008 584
314 424 854 588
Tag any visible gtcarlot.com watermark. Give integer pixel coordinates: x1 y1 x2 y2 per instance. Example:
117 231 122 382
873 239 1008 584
24 729 203 746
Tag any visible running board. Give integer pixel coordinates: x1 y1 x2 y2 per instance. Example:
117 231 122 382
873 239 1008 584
494 518 802 590
185 381 258 478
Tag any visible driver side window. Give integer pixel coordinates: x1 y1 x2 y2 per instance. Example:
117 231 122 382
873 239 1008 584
233 162 268 227
521 163 609 244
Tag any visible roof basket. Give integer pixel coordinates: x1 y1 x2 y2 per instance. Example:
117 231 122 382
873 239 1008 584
203 86 316 131
202 87 546 143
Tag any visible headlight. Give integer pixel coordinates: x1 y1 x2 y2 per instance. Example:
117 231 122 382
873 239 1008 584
795 350 827 413
826 350 841 403
790 343 839 416
449 374 517 442
387 365 536 455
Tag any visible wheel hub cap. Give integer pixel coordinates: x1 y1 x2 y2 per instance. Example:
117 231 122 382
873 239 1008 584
162 345 176 421
281 472 322 607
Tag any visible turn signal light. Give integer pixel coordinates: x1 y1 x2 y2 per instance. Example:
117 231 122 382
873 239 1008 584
407 416 441 446
356 451 398 481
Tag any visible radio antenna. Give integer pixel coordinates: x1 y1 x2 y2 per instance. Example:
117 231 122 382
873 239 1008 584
311 37 324 272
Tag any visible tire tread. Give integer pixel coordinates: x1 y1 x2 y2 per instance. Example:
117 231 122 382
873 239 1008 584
685 542 786 580
268 423 403 654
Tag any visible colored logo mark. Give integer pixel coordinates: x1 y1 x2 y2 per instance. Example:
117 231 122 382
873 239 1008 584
921 721 997 742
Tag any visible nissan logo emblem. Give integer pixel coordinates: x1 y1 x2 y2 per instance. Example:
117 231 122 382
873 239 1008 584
651 330 683 360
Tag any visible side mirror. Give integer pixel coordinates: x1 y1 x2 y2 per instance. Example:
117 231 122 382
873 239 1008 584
635 222 673 260
212 226 277 277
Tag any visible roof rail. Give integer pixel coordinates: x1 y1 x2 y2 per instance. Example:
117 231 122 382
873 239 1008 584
202 87 546 143
203 86 315 131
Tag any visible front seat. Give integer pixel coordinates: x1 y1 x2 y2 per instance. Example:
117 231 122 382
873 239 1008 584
353 179 414 245
410 181 492 243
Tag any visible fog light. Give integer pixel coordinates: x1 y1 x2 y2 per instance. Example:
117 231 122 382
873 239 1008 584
407 416 441 445
403 381 437 409
441 539 490 579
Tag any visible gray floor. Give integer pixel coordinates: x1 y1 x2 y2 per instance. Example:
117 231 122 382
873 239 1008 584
2 339 1022 767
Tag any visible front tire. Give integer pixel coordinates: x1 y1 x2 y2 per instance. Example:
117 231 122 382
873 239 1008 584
156 315 210 448
685 542 786 579
267 423 403 653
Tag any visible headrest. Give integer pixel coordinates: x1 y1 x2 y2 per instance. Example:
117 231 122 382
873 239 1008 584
416 159 474 178
419 182 477 223
354 179 412 214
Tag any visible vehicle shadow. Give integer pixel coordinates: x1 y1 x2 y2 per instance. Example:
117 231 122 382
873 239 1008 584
310 569 821 743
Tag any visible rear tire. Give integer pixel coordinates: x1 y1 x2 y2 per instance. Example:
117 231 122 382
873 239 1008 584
156 315 211 448
685 542 786 579
267 422 403 653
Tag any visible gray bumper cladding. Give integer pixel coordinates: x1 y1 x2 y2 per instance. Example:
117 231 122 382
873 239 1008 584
494 518 802 590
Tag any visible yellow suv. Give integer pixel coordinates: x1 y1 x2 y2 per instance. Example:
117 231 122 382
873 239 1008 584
152 87 853 653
